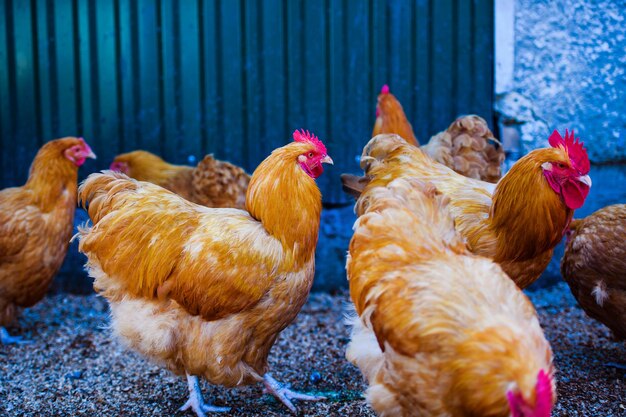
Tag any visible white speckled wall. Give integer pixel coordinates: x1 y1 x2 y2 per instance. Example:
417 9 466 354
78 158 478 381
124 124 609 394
496 0 626 162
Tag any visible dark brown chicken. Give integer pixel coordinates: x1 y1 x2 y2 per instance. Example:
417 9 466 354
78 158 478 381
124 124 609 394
561 204 626 338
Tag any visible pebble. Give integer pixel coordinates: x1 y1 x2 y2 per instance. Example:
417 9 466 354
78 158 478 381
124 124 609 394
0 285 624 416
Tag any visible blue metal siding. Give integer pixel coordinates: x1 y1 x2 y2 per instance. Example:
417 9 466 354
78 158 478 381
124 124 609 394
0 0 494 203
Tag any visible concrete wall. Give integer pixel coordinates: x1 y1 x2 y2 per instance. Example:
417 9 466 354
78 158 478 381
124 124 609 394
495 0 626 162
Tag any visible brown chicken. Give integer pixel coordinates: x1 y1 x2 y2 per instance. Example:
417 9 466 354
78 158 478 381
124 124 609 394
372 84 505 182
78 130 332 416
561 204 626 338
347 175 555 416
0 137 95 344
110 150 250 209
342 129 592 288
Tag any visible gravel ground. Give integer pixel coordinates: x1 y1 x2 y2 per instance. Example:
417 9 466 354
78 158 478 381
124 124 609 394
1 284 625 417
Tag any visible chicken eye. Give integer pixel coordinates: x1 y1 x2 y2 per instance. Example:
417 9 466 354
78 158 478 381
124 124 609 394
556 162 566 169
308 152 314 158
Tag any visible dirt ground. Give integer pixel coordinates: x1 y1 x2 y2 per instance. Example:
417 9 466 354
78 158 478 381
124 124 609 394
1 283 625 416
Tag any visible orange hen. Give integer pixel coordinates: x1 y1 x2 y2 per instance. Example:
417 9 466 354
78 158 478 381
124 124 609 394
343 129 591 288
372 84 505 182
0 137 95 344
110 150 250 209
78 130 332 416
346 174 555 417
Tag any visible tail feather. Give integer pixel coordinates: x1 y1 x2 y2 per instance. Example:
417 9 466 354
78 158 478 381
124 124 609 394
424 115 504 183
190 154 250 209
78 171 138 224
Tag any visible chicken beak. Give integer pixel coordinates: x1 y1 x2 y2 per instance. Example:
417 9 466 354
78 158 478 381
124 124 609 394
79 137 97 160
321 155 334 165
577 174 591 187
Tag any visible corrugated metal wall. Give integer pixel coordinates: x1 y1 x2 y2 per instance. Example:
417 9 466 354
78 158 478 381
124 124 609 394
0 0 494 203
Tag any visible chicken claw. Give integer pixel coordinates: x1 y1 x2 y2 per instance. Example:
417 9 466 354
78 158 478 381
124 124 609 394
179 374 230 417
0 327 31 345
262 373 325 414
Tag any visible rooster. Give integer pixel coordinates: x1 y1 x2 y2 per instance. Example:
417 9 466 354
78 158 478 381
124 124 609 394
78 130 332 416
342 129 591 288
110 150 250 209
561 204 626 339
371 84 505 182
346 175 555 417
0 137 96 344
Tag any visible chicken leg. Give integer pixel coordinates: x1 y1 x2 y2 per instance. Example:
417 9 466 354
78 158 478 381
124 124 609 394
0 327 30 345
179 374 230 417
262 373 325 414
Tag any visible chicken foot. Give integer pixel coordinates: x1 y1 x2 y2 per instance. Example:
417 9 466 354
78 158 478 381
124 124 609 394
262 373 325 414
0 327 30 345
179 374 230 417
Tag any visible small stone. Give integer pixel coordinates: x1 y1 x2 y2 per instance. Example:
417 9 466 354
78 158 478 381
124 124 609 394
65 371 83 380
309 371 322 384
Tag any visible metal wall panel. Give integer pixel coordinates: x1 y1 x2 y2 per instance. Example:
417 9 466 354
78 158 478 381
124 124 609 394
0 0 494 203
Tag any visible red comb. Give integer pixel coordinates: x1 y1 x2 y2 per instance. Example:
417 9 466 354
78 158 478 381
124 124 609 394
381 84 390 94
507 370 553 417
548 129 590 174
79 137 93 151
293 129 327 154
507 390 523 417
534 369 553 417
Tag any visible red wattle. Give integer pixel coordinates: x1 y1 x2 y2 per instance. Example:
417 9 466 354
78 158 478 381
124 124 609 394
298 162 324 179
561 180 589 210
